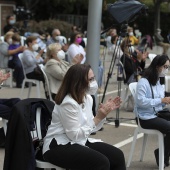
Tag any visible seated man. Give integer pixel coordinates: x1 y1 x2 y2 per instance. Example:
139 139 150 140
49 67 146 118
0 71 20 146
154 28 170 55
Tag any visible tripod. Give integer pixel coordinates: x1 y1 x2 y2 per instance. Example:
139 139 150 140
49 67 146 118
101 24 135 127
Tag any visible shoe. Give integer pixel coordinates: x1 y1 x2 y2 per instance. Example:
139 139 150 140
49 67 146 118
165 152 170 167
16 85 22 88
90 132 96 135
99 127 104 131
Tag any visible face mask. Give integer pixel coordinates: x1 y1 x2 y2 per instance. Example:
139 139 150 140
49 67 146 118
129 46 135 53
8 38 12 44
159 68 168 77
75 37 82 44
55 36 62 42
9 20 15 25
57 50 65 60
32 44 39 51
14 42 20 45
129 32 134 36
87 80 98 95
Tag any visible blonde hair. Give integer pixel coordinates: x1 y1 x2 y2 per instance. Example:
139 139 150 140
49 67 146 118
4 31 14 42
46 43 62 59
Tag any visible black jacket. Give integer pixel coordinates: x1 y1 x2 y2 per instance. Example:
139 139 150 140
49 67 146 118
3 98 54 170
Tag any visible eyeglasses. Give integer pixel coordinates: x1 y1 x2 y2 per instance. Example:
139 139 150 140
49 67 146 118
163 65 169 69
88 76 95 82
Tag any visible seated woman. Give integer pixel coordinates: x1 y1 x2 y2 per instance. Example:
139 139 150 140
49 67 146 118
67 32 86 64
120 37 147 84
43 64 126 170
45 43 70 100
135 54 170 167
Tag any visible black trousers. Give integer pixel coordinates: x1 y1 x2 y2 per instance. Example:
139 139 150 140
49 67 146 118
140 117 170 156
43 139 126 170
0 98 20 120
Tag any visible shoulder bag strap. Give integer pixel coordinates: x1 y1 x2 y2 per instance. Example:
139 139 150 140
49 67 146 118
149 83 157 114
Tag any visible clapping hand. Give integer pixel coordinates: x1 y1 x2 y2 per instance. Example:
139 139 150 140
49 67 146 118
0 71 10 84
95 96 122 123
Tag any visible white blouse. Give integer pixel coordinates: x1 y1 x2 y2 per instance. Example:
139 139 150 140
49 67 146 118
43 94 104 154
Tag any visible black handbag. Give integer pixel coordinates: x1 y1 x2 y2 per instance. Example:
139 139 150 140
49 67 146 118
150 83 170 120
34 65 42 75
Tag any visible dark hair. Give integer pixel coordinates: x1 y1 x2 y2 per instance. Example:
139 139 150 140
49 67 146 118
70 32 81 44
111 35 118 44
55 64 91 104
12 33 20 42
142 54 170 85
26 36 37 46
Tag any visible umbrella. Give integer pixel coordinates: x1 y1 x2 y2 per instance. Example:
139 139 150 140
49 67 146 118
107 0 148 25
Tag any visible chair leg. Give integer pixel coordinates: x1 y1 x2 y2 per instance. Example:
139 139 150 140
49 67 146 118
158 133 164 170
140 134 148 161
20 80 26 99
27 83 32 98
36 81 41 98
127 127 139 167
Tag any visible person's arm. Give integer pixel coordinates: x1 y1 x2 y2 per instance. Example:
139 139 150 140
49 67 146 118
8 46 25 55
45 62 68 80
94 96 121 125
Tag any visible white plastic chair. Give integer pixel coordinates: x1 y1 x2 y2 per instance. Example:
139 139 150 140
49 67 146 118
18 53 41 99
35 107 65 170
148 53 156 62
127 82 164 170
39 64 54 102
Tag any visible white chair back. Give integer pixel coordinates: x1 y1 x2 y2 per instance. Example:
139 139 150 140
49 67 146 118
39 64 54 102
148 53 156 62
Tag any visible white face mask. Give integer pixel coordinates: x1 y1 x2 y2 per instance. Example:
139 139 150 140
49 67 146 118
55 36 62 42
8 38 12 44
9 20 15 25
129 32 134 36
32 44 39 51
87 80 98 95
159 68 168 77
57 50 65 60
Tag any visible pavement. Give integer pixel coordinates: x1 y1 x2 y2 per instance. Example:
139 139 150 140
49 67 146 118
0 45 170 170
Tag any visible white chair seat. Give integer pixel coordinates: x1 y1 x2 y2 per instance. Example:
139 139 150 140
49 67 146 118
127 82 164 170
18 53 41 99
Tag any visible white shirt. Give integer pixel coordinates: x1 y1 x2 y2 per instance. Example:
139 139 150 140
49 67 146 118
67 43 86 64
43 94 104 154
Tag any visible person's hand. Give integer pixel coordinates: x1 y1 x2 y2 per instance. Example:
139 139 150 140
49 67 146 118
162 97 170 104
18 46 26 52
94 96 122 125
39 49 44 55
0 72 10 84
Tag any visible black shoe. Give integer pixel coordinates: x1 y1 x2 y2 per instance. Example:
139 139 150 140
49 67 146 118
90 132 96 135
99 127 104 131
16 85 22 88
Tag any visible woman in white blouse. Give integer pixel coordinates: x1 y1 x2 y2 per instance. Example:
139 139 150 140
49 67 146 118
43 64 126 170
67 32 86 64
